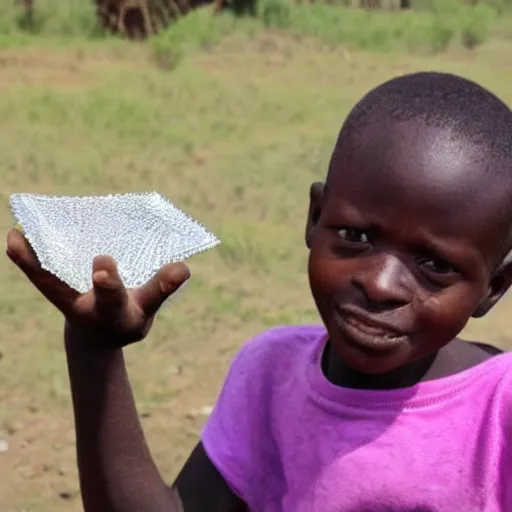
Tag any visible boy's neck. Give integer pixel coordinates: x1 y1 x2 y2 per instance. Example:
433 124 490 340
322 338 497 391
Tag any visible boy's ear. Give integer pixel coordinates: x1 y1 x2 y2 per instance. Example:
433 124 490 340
472 249 512 318
305 182 325 249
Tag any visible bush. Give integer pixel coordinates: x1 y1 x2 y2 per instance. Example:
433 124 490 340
152 33 185 71
151 8 240 70
260 0 292 29
429 15 455 53
2 0 104 38
460 4 496 50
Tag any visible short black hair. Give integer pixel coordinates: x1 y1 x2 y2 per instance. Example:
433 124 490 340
334 71 512 174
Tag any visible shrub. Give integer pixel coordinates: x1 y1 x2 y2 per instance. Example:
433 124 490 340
460 4 496 50
429 15 455 53
260 0 292 29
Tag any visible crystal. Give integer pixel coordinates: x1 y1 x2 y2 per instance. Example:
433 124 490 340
10 192 220 293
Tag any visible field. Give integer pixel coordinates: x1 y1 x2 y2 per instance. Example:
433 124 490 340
1 3 512 511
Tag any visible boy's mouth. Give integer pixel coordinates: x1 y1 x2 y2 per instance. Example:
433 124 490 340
333 306 409 352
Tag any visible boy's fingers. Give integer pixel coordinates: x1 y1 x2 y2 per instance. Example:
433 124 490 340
92 255 129 316
8 231 190 322
135 262 190 317
6 229 80 310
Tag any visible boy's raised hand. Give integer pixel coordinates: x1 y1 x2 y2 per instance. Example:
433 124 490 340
6 228 190 348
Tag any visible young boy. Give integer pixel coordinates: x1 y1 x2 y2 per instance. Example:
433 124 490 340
7 71 512 511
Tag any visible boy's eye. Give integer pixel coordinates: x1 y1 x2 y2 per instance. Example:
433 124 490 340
421 259 455 274
418 257 459 281
338 228 370 245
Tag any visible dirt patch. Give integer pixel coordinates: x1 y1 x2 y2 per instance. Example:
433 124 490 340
0 49 95 90
0 393 80 511
0 45 151 91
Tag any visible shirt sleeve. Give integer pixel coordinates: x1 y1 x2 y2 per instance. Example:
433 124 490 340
200 331 277 506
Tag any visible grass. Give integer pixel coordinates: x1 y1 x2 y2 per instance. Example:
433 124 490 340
0 4 512 512
147 2 506 59
0 0 510 55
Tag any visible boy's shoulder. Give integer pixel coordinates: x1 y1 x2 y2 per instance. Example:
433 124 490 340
227 324 327 380
238 323 326 358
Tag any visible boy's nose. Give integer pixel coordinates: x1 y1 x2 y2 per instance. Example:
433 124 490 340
351 253 412 309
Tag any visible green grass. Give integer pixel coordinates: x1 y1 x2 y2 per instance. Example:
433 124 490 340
148 2 504 59
0 0 509 55
0 6 512 511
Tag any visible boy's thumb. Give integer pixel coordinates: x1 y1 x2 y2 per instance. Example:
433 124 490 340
92 255 128 313
136 262 190 317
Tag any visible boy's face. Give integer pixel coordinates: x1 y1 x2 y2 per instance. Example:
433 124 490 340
307 121 512 375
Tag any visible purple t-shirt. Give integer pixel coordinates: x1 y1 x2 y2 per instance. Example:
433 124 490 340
201 324 512 511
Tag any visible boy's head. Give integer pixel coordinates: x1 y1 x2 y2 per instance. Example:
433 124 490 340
306 71 512 375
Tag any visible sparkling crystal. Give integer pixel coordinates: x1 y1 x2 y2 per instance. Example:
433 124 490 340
10 192 220 293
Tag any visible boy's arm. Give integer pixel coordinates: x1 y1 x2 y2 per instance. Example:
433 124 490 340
66 325 245 512
173 443 247 512
8 230 244 512
65 327 177 511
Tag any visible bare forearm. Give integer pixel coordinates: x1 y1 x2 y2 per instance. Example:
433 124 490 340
64 323 181 512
